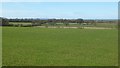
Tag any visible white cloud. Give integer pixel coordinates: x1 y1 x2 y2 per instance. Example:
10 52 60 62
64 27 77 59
2 0 119 2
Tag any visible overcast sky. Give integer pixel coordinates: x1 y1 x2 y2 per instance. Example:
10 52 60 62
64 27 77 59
1 2 118 19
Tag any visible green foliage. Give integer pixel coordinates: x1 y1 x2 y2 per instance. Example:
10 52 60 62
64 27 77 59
64 22 69 26
0 17 9 26
2 27 118 66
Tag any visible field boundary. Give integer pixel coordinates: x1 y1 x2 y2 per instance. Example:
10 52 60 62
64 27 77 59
34 26 116 29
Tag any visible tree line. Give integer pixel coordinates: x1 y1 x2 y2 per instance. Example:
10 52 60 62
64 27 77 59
0 17 117 27
0 17 84 26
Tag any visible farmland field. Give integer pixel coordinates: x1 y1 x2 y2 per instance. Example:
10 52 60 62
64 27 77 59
9 22 117 29
2 27 118 66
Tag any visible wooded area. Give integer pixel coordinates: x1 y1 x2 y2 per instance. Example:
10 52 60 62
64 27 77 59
0 17 118 28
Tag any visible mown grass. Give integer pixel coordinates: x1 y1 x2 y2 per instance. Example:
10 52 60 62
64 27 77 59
2 27 118 66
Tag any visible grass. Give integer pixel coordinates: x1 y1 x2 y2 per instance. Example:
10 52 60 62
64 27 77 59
2 27 118 66
95 23 117 28
9 22 32 25
9 22 117 28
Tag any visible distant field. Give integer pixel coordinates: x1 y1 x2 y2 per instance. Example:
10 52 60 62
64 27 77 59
9 22 32 25
2 27 118 66
9 22 117 28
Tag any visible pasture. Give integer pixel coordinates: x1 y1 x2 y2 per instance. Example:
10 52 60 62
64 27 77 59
9 22 117 29
2 27 118 66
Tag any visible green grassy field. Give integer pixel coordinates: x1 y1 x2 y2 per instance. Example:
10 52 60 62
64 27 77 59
2 27 118 66
9 22 32 25
9 22 117 28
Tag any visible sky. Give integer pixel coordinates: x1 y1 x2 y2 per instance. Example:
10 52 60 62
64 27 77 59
1 2 118 19
2 0 119 2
